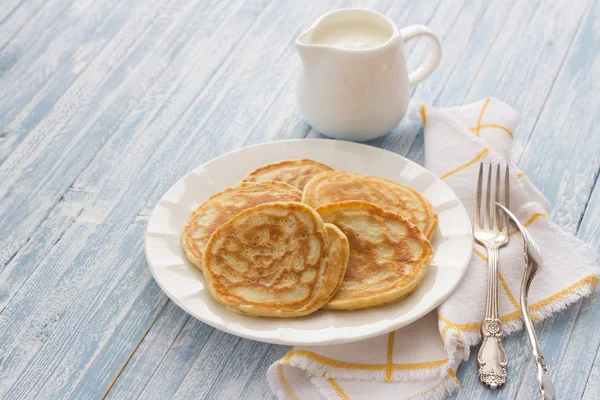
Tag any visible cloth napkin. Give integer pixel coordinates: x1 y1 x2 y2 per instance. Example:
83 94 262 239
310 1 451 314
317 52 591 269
267 98 599 399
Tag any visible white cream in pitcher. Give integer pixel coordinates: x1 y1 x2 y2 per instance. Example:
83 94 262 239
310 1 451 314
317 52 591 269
311 20 391 50
296 9 442 140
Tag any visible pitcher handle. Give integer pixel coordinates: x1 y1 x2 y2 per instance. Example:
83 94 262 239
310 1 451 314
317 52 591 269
401 25 442 87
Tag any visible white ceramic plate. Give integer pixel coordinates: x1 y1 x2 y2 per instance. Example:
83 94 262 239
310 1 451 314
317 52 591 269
145 139 473 346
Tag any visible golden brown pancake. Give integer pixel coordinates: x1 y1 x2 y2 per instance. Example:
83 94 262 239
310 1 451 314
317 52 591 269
316 201 433 310
242 159 334 190
303 171 438 239
202 202 349 317
181 181 302 270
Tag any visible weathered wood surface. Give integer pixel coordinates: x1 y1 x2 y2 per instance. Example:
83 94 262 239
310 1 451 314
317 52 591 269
0 0 598 398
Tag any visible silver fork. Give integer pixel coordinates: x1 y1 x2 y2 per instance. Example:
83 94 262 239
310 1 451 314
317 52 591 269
474 163 509 389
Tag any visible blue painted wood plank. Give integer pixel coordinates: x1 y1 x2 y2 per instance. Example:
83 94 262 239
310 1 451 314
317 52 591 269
0 216 98 394
3 1 340 398
558 180 600 399
435 0 517 106
0 0 209 267
108 314 212 399
70 281 172 399
0 0 209 159
554 293 600 399
0 0 244 394
1 221 147 398
166 331 241 399
0 0 72 77
584 353 600 400
463 0 541 103
0 0 165 266
0 0 148 165
500 1 600 393
0 189 85 308
0 3 248 390
490 0 589 157
199 339 275 400
126 0 348 210
0 0 125 138
139 319 218 399
238 345 289 400
518 0 600 232
410 0 490 104
0 0 29 24
0 0 190 304
0 0 50 52
70 0 255 193
403 0 467 60
0 0 270 394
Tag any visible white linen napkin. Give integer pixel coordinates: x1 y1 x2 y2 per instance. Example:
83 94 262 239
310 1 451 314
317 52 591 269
267 98 599 399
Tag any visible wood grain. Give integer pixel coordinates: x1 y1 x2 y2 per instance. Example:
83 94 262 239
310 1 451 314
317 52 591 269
0 0 598 399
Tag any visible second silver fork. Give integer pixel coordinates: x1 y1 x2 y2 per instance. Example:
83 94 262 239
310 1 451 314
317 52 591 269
474 163 509 389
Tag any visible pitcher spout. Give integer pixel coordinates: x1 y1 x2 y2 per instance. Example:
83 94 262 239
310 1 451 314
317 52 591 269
295 24 334 69
296 25 317 48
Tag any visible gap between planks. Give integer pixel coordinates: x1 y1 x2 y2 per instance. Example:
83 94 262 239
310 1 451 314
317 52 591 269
100 298 171 399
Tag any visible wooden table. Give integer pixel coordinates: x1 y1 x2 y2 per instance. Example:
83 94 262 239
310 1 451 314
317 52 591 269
1 0 599 398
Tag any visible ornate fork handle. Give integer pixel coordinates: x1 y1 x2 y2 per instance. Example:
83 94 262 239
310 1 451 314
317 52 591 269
477 243 507 389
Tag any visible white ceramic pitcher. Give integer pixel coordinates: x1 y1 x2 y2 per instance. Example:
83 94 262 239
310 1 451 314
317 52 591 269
296 9 442 141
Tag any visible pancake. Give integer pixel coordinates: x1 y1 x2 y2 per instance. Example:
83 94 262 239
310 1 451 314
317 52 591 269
202 202 349 317
242 159 334 190
303 171 438 239
181 181 302 270
316 201 433 310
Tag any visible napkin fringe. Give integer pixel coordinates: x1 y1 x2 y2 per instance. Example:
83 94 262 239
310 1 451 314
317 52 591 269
409 375 458 400
267 365 287 400
443 276 598 347
266 364 287 400
442 250 598 352
311 376 348 400
446 224 598 338
501 229 598 331
309 374 459 400
443 330 471 365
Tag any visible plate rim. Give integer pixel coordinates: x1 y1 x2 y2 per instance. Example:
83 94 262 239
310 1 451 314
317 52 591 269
145 138 473 346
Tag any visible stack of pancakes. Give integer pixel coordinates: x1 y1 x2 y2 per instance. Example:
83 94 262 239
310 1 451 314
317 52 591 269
182 159 436 317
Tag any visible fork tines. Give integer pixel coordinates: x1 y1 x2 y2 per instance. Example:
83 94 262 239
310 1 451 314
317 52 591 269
474 163 510 233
